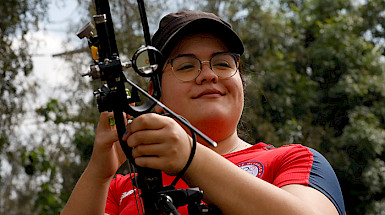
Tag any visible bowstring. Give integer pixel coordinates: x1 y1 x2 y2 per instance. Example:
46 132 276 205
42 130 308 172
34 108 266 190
128 161 145 215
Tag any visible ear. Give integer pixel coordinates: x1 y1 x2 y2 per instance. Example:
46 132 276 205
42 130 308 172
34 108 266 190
148 80 163 113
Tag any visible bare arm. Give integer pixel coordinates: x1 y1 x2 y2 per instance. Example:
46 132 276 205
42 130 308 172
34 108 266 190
183 144 338 215
61 112 127 215
124 113 340 215
60 163 112 215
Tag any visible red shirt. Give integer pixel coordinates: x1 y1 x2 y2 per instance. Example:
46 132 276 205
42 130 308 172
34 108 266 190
105 143 345 214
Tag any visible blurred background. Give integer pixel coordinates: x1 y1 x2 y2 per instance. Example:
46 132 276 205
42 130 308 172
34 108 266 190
1 0 384 214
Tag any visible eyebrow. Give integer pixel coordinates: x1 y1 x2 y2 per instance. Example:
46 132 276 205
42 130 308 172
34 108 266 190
172 51 229 59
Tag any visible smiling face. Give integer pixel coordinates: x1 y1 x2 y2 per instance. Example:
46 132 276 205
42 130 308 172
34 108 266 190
158 33 244 143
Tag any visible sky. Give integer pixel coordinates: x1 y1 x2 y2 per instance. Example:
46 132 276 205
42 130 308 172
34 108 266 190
29 1 83 107
1 0 85 179
18 0 84 143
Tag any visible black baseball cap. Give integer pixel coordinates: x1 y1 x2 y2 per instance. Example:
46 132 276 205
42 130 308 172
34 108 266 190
152 10 244 58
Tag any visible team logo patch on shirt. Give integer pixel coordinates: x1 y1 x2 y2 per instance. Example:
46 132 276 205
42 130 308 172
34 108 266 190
237 161 264 178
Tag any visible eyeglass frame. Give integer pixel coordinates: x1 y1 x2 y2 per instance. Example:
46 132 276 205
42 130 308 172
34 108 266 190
166 52 241 81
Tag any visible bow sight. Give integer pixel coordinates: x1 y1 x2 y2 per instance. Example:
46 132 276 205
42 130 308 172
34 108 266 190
77 0 218 214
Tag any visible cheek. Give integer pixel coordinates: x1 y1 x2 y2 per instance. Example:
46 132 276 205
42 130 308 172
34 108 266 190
230 75 244 101
159 88 190 117
159 73 186 108
234 87 244 112
229 77 245 116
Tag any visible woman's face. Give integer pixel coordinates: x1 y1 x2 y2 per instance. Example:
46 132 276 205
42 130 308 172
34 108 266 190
159 33 244 142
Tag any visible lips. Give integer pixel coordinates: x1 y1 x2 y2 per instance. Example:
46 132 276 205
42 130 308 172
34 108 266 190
192 89 225 99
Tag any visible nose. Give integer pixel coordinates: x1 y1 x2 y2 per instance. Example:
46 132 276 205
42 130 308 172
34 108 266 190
195 61 218 84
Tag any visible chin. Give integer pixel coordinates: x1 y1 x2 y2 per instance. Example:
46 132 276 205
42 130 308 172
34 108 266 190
193 113 230 129
195 110 226 121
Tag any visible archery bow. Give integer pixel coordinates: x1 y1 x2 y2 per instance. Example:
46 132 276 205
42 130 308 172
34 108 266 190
77 0 220 214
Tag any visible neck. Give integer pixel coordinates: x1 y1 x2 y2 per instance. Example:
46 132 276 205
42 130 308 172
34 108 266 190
199 131 251 155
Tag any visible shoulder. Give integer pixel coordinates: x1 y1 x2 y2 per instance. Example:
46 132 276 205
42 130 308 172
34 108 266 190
262 143 339 184
225 143 315 169
254 143 324 166
109 174 135 191
106 174 136 214
230 143 345 214
108 174 136 201
232 142 314 162
267 144 346 215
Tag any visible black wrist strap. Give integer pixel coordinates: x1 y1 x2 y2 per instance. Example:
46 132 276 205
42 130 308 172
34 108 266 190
162 113 197 186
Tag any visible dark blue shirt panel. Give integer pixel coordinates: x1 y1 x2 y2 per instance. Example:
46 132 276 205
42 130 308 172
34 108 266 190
308 148 345 215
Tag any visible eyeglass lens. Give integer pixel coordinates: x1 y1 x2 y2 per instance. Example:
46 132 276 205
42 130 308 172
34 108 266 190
170 53 239 81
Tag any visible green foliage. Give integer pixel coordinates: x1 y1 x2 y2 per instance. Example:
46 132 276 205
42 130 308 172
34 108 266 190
21 147 64 214
34 181 65 215
0 0 49 128
64 0 385 214
36 99 69 124
227 0 385 214
3 0 385 214
0 0 50 214
74 127 95 162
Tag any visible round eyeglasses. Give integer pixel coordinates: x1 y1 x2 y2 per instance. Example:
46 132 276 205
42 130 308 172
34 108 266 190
168 52 240 81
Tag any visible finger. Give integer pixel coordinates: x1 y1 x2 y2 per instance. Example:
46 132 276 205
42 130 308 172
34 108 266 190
131 143 166 158
130 113 171 133
95 112 120 146
122 113 167 141
98 111 115 129
134 156 162 170
102 112 128 131
108 116 116 127
125 129 168 147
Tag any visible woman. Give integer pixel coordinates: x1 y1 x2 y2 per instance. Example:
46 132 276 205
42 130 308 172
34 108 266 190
61 11 345 215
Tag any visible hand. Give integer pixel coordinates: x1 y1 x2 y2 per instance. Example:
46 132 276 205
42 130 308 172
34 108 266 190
122 113 192 175
88 112 127 181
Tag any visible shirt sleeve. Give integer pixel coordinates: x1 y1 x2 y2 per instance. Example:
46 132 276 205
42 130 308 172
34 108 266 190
272 145 345 215
105 175 122 215
272 145 314 187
